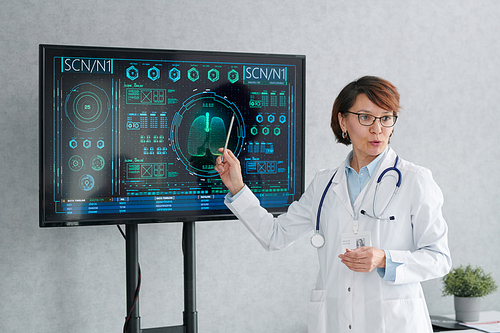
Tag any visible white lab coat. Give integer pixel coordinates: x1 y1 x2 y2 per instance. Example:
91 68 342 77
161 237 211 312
225 148 451 333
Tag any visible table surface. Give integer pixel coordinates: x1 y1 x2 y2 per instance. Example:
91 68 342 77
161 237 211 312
433 311 500 332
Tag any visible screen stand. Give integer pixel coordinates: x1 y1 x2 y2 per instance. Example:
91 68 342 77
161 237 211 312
182 221 198 333
125 222 198 333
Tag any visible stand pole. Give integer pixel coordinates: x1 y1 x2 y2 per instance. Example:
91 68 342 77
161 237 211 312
182 221 198 333
123 222 197 333
126 224 141 333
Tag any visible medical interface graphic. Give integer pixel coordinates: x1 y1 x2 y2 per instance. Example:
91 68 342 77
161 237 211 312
41 46 304 224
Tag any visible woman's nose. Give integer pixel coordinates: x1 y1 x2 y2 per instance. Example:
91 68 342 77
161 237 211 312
370 119 383 133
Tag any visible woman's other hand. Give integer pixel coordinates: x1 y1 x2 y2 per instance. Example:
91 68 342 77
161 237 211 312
338 247 386 273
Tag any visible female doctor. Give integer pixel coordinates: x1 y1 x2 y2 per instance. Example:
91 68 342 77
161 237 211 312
214 76 451 333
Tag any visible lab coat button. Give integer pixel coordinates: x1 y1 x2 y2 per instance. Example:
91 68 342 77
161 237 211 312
349 324 352 329
348 287 351 292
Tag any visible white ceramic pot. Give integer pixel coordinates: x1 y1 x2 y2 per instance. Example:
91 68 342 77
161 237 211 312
454 296 481 322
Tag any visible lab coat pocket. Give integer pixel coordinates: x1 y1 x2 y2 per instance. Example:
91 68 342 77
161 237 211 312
307 290 326 333
382 298 431 333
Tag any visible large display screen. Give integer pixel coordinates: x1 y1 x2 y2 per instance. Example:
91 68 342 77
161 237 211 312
39 44 305 227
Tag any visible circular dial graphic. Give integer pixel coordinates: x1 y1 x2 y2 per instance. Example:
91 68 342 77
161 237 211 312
170 92 245 177
65 83 111 132
79 174 95 191
68 155 84 172
91 155 105 171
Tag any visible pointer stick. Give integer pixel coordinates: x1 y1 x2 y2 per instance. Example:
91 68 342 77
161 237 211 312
221 114 235 162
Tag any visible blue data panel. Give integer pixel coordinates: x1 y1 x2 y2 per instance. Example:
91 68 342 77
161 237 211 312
40 45 305 227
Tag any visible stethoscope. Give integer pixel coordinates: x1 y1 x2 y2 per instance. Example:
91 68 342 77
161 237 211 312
310 156 402 248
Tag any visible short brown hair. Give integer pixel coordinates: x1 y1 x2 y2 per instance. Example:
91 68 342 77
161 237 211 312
330 76 401 145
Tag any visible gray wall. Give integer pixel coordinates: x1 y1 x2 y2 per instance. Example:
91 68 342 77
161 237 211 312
1 1 499 332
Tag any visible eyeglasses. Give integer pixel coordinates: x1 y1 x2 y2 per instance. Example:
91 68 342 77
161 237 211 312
345 111 398 128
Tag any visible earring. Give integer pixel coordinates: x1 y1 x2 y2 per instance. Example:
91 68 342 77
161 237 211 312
342 131 348 139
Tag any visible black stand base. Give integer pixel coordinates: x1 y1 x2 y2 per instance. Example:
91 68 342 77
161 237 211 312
125 222 198 333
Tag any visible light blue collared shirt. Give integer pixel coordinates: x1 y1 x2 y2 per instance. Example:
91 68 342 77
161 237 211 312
344 147 387 206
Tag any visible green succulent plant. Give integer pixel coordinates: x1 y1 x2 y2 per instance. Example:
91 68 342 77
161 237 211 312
442 264 498 298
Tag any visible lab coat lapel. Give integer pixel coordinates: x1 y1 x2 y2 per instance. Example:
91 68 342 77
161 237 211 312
331 160 354 218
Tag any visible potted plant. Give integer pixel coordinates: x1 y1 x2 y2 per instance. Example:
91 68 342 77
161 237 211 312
442 264 498 322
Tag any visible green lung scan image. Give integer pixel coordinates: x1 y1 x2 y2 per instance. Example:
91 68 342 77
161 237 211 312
188 113 226 157
170 92 244 178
